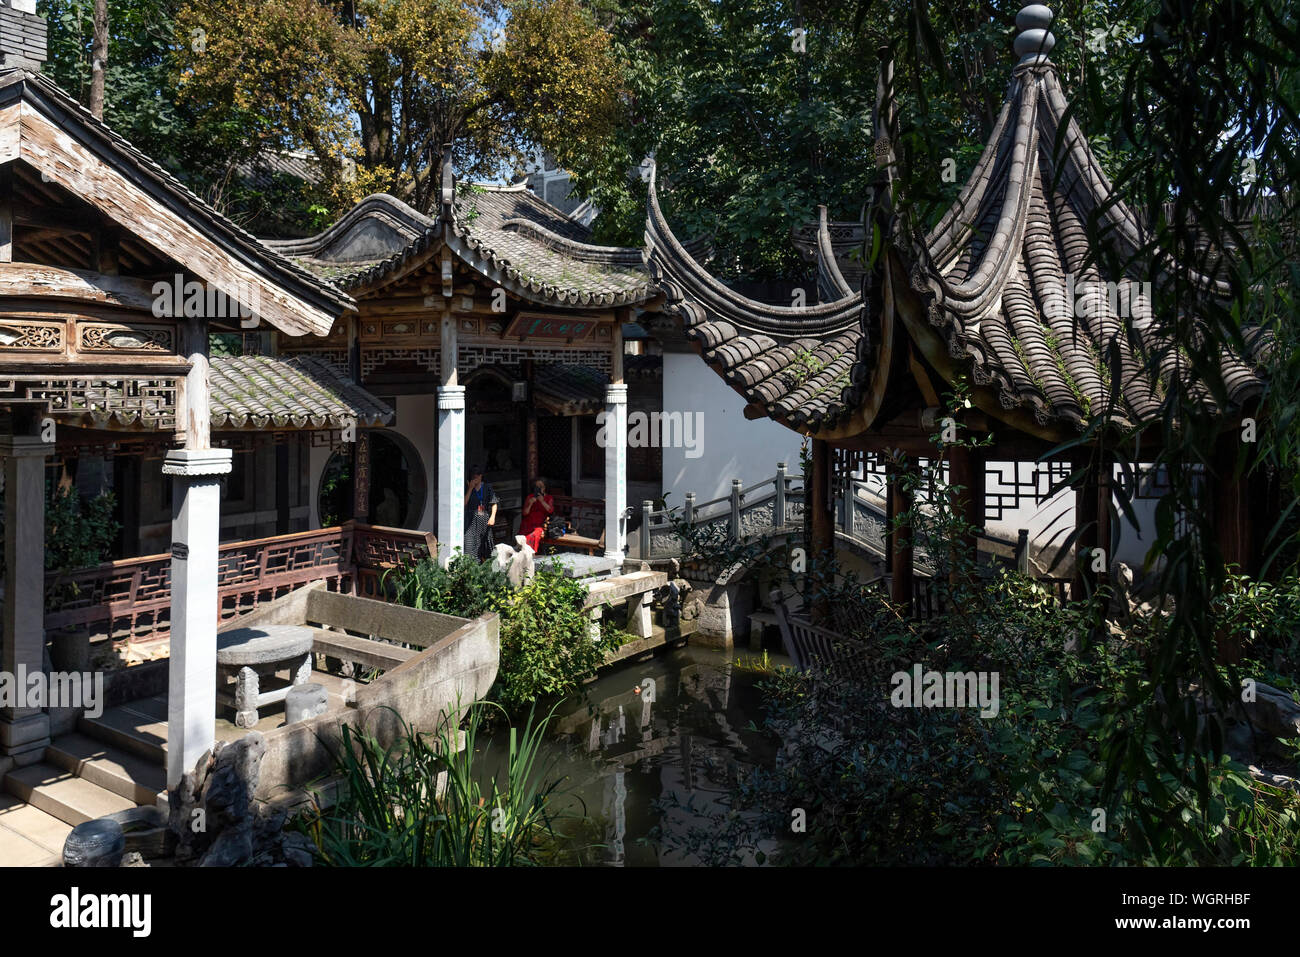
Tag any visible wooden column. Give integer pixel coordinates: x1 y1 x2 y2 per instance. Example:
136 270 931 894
1 412 52 764
1214 425 1279 580
275 439 290 535
947 444 984 584
809 439 834 623
886 459 914 616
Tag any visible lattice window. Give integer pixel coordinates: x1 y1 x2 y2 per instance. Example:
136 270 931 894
0 376 179 429
458 346 612 376
361 347 440 377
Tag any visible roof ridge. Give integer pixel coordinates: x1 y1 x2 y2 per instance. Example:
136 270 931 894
2 69 353 317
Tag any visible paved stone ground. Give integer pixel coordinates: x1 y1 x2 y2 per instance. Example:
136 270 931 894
0 793 71 866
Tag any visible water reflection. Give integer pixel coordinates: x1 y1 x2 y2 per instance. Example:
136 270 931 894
539 645 785 866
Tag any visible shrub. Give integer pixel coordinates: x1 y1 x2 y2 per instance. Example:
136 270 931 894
303 703 560 866
46 487 119 572
495 565 605 711
388 553 510 619
388 556 607 713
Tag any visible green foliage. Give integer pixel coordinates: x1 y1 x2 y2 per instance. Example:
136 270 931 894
387 557 605 711
575 0 1150 279
387 553 511 619
45 486 119 572
304 702 561 866
41 0 301 231
495 565 605 711
174 0 624 214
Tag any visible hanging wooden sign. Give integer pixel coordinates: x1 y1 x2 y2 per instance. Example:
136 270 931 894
504 312 600 342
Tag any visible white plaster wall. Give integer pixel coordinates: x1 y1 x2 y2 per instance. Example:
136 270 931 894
395 393 438 534
307 393 438 533
854 461 1158 569
661 353 803 506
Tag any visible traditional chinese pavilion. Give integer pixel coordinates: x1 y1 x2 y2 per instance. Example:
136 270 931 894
646 4 1272 613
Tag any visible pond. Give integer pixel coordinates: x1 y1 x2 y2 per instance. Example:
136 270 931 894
484 644 792 866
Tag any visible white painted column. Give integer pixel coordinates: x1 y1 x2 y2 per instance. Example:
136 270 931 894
163 446 231 789
437 386 466 564
603 383 628 561
1 433 52 766
437 311 464 564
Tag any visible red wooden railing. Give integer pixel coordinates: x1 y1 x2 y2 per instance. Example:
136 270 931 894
44 522 436 643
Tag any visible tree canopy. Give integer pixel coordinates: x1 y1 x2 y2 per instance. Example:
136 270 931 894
173 0 625 214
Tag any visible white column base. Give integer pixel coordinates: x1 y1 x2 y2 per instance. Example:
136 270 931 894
162 447 232 791
437 386 466 566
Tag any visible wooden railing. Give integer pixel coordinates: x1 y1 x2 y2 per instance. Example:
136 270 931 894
44 522 436 643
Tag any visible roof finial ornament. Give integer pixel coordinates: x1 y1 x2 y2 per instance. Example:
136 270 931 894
1014 4 1056 66
439 142 455 215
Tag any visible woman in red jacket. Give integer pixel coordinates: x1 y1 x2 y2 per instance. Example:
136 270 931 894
519 477 554 552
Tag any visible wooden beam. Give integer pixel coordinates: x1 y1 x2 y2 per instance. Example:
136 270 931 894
0 260 159 310
1073 448 1102 598
948 443 984 584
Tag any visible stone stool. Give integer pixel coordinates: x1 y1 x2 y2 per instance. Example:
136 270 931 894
286 682 329 724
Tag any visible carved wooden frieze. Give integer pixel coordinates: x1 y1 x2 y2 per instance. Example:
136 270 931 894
0 320 64 352
79 322 175 354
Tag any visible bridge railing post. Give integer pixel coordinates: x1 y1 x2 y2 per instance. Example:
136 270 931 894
775 462 787 527
729 479 743 540
640 500 653 558
684 491 695 526
1016 528 1030 574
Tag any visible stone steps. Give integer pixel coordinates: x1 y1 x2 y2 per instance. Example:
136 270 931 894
46 732 166 806
0 793 72 866
78 704 167 766
3 762 136 828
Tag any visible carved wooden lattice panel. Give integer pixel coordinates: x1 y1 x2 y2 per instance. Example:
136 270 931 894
45 527 354 643
0 377 179 429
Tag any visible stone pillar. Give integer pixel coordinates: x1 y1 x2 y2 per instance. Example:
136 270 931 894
437 386 466 564
603 383 628 561
163 447 232 790
1 433 52 766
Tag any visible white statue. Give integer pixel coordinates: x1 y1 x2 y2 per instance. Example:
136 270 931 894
490 535 535 587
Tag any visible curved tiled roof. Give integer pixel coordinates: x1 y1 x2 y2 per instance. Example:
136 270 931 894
645 165 872 433
908 60 1267 431
271 184 657 306
645 6 1269 440
209 355 394 430
447 185 651 306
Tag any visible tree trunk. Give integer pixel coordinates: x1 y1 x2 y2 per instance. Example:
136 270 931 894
90 0 108 120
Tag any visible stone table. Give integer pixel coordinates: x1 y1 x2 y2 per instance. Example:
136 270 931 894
216 625 315 728
544 553 618 581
